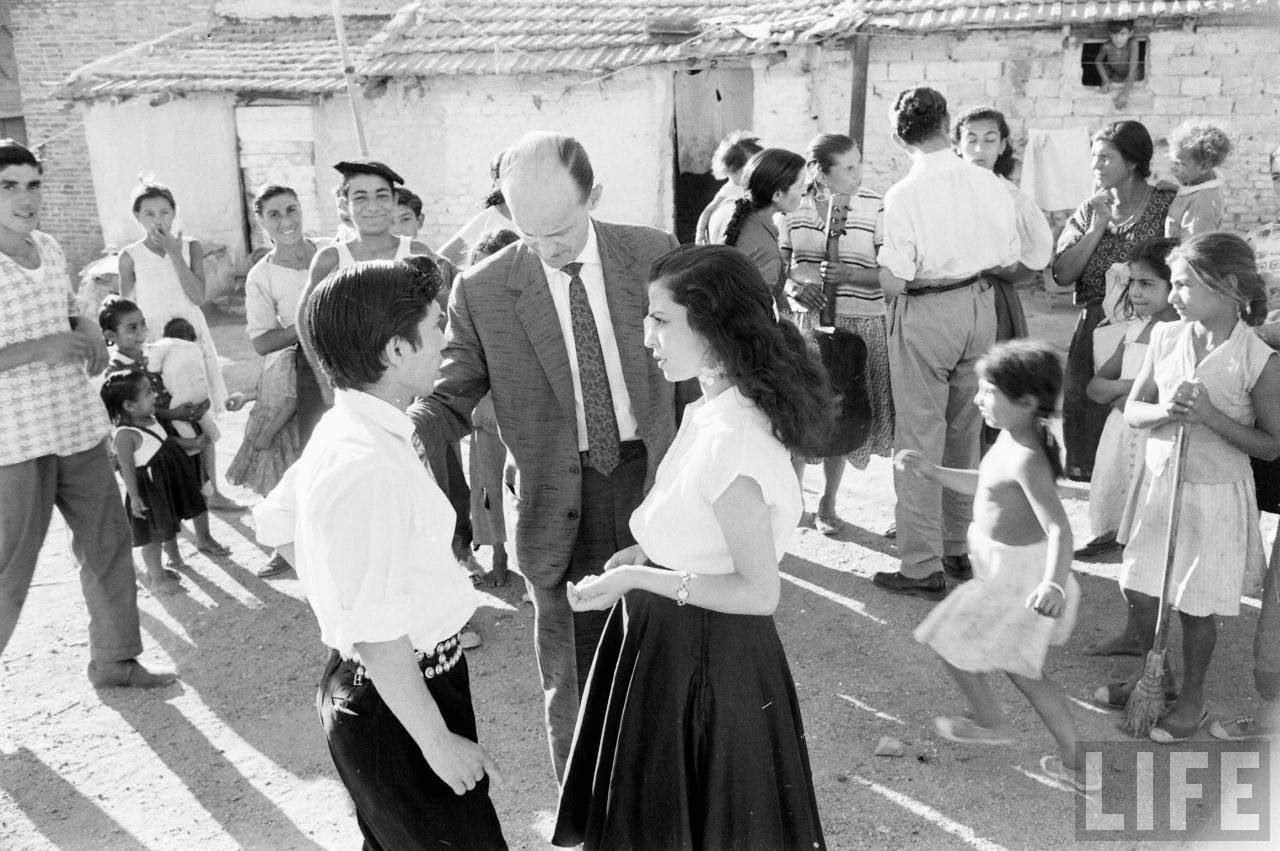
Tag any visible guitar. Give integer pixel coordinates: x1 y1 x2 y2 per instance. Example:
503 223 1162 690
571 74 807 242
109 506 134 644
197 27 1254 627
820 193 851 330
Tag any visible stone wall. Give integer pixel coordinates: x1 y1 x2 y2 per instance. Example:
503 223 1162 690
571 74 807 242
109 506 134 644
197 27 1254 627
8 0 215 275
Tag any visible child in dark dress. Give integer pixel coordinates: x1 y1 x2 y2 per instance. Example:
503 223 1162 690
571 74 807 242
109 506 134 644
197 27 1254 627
100 371 207 595
99 297 228 563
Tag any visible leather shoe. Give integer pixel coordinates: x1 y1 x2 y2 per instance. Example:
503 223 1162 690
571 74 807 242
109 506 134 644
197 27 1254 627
87 659 177 689
942 555 973 581
872 570 947 600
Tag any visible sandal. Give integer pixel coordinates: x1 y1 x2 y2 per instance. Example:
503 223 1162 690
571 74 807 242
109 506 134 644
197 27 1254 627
1149 707 1209 744
1040 754 1102 793
933 715 1016 745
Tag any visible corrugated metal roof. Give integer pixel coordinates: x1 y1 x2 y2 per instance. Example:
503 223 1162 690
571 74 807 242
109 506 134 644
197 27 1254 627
56 12 392 100
58 0 1275 99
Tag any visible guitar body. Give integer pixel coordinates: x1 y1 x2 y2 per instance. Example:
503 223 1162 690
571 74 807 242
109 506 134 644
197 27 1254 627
813 193 872 457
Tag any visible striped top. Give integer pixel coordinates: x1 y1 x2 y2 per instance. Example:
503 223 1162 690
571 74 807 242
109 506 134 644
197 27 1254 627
780 188 885 318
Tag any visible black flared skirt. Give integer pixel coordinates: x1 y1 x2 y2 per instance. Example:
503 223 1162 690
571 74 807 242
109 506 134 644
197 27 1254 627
553 588 826 850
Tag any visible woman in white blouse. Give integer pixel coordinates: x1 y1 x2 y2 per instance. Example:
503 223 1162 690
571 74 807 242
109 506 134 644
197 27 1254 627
254 260 506 849
553 246 832 850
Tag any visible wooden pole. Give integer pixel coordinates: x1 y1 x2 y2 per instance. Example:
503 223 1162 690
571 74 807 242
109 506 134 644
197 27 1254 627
332 0 369 156
847 33 871 152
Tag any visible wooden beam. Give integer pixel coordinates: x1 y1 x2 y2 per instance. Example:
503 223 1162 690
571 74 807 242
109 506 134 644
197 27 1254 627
847 34 870 151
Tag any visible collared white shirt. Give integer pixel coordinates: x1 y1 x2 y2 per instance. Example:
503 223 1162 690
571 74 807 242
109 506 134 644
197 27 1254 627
630 387 801 575
254 389 477 660
538 221 639 451
877 149 1020 282
244 256 308 340
0 230 111 466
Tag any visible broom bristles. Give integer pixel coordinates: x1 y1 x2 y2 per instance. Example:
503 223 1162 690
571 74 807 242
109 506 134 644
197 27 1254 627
1122 649 1168 737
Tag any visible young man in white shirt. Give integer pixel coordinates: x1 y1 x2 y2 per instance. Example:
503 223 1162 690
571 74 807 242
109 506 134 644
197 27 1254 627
0 139 174 688
875 88 1021 600
256 258 505 847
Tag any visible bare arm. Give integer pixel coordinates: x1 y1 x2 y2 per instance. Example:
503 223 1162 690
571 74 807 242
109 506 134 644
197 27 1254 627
1015 450 1073 617
253 400 296 449
894 449 980 495
1086 338 1130 405
1095 46 1114 87
1052 201 1109 288
0 333 98 374
1123 344 1173 430
118 251 136 300
250 327 299 357
569 476 783 616
169 238 207 306
878 266 907 301
354 636 501 796
112 431 146 516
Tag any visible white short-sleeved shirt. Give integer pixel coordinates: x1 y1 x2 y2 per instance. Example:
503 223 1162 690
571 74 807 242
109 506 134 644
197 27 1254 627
630 386 801 574
145 337 208 407
877 149 1020 282
0 230 111 465
254 389 477 660
244 256 308 340
1007 179 1054 272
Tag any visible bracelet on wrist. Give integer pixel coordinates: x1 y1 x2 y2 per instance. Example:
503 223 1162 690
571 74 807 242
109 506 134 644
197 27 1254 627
1043 580 1066 599
675 571 693 607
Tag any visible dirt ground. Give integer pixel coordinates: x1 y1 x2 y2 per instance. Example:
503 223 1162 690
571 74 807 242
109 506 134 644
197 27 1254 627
2 290 1276 849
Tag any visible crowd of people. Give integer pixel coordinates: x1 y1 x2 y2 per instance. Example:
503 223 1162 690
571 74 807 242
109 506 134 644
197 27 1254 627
3 75 1280 847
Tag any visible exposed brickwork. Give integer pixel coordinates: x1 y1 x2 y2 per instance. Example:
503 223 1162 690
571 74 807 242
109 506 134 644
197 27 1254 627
8 0 215 275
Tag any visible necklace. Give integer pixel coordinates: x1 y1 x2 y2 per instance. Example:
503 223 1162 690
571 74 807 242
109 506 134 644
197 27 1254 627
1107 184 1152 233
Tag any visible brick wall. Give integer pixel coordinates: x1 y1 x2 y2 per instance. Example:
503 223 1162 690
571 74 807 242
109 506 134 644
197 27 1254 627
8 0 216 276
311 67 675 249
849 24 1280 229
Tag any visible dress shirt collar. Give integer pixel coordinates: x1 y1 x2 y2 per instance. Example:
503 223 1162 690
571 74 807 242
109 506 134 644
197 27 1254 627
332 388 415 444
908 147 963 174
688 385 752 423
539 219 601 283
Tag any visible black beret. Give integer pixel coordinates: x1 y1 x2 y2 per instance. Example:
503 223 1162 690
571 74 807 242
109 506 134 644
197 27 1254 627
333 159 404 185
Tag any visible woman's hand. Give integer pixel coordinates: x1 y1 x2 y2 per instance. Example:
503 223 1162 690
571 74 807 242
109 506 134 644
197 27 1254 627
784 280 826 312
567 569 632 612
130 496 149 519
421 732 503 796
1086 191 1113 225
894 449 935 481
225 392 248 412
602 543 646 571
1026 582 1065 618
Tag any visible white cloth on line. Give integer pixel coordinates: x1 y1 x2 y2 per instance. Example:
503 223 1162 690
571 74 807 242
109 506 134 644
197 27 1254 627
1020 127 1095 213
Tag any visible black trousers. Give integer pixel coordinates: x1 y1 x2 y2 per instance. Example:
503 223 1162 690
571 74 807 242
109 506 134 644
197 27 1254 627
318 649 507 850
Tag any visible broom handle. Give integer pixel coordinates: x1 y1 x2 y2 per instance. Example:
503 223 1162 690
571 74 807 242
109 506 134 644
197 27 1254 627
1151 424 1190 649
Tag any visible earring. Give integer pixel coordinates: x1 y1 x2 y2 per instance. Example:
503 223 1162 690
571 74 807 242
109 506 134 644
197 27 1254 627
700 360 727 385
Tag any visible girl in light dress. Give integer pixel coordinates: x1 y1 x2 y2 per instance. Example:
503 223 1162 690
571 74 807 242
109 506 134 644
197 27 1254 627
119 183 240 511
902 340 1096 792
1094 232 1280 743
1076 237 1181 565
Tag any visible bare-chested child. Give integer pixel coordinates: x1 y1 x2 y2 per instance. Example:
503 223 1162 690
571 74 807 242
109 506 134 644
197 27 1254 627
900 340 1097 792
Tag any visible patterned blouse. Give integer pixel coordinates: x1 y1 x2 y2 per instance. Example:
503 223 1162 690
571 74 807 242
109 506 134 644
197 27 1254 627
1056 187 1175 305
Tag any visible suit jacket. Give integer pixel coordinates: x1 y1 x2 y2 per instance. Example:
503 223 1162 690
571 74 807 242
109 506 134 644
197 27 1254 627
410 220 679 588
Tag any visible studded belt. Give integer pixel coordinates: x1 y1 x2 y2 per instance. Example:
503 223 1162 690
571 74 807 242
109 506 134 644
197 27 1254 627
351 632 464 686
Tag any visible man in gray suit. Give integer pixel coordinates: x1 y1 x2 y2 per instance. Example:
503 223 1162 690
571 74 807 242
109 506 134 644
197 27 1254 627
410 132 678 778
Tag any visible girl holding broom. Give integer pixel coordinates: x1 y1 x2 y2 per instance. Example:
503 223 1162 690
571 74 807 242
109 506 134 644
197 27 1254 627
901 340 1094 792
1097 232 1280 743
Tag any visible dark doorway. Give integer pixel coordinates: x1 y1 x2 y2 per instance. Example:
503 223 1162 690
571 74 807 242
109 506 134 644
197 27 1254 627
672 67 754 245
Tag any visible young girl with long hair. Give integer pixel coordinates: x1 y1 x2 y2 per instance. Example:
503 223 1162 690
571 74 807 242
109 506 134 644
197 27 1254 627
707 147 806 308
903 340 1094 791
554 245 832 849
1096 232 1280 743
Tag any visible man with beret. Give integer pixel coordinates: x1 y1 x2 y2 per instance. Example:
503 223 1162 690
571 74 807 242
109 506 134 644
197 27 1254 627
410 131 678 779
296 159 454 440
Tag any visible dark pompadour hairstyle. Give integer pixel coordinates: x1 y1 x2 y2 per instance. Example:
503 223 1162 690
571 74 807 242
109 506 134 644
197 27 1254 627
303 259 439 391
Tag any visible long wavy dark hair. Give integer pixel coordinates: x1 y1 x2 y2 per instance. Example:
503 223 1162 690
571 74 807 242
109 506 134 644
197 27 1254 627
977 340 1064 480
722 148 805 247
649 245 834 455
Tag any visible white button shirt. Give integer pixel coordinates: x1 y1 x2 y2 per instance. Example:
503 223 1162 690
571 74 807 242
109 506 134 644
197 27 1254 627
254 389 477 660
877 148 1020 282
538 222 639 451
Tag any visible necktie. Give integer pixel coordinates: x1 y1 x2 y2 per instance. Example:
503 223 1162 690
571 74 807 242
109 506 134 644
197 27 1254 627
562 262 620 475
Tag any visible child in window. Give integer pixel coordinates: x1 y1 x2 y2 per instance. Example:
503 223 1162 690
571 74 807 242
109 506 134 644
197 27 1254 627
1095 21 1139 109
